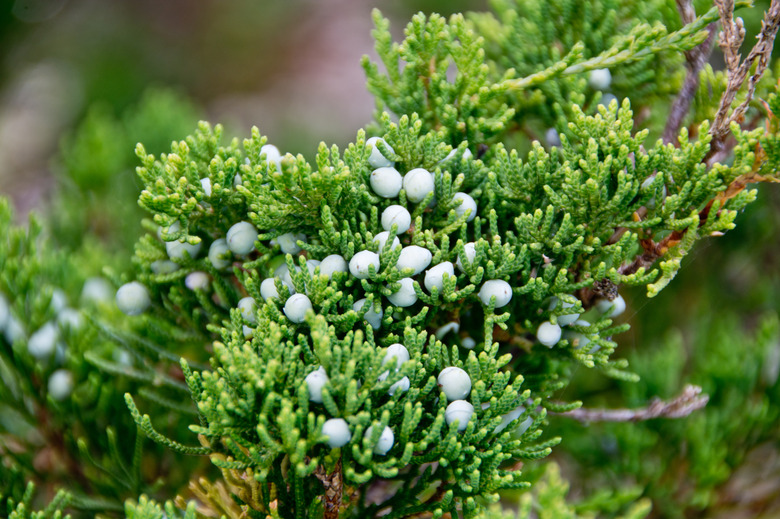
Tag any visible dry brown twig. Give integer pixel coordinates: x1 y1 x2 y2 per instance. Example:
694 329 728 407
709 0 780 158
554 385 709 423
616 2 780 280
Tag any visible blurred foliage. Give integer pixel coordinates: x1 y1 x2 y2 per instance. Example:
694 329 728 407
544 183 780 518
1 0 780 517
51 87 201 252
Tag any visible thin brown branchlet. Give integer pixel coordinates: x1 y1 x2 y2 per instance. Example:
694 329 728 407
709 0 780 162
553 385 709 423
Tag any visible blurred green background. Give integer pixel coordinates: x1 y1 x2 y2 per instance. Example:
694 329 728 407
1 0 779 517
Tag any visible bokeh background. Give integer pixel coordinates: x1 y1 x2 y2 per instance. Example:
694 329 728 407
1 0 779 516
0 0 485 216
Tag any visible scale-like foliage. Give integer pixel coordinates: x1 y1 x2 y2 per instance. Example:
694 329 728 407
2 1 780 518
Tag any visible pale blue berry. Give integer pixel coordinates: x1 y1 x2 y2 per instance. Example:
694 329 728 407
424 262 454 293
478 280 513 308
166 238 202 262
81 277 113 305
595 294 626 317
57 308 83 331
322 418 352 448
284 294 312 324
403 168 435 203
373 231 401 256
365 425 394 455
208 238 232 269
238 297 258 324
548 296 580 326
28 322 58 359
366 136 394 168
227 221 258 255
370 167 403 198
438 367 471 401
305 366 328 403
382 343 410 370
0 293 9 330
388 376 410 395
319 254 348 278
353 298 383 330
396 246 432 275
261 144 283 172
116 282 151 316
349 251 380 279
200 177 212 197
456 242 477 272
381 205 411 234
185 271 210 291
48 369 74 401
537 322 562 347
451 192 477 222
260 278 291 300
589 68 612 90
445 400 474 432
386 278 417 307
495 405 532 434
277 232 306 254
151 260 179 275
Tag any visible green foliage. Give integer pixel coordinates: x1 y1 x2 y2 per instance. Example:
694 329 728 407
2 1 780 518
3 483 71 519
53 88 201 251
0 196 198 513
477 464 651 519
550 312 780 518
124 495 198 519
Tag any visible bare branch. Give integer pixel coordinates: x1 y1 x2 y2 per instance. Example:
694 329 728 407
663 0 718 144
711 0 780 145
554 385 709 423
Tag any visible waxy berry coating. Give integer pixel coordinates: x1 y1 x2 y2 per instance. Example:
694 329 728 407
322 418 351 448
403 168 435 203
365 425 394 455
284 294 313 324
451 192 477 222
381 205 411 234
396 246 432 275
478 280 513 308
349 251 380 279
366 136 395 168
537 321 562 347
438 367 472 401
424 262 455 293
370 167 403 198
305 367 328 403
116 282 151 316
227 221 258 255
445 400 474 432
386 277 418 307
208 238 232 269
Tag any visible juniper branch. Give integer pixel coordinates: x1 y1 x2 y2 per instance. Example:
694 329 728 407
554 385 709 423
501 2 747 92
709 0 780 158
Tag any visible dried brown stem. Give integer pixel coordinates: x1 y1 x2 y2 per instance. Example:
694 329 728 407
315 458 343 519
554 384 709 423
663 0 717 144
710 0 780 153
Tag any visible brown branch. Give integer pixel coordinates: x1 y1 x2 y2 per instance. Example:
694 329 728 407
554 384 709 423
663 1 718 144
315 458 343 519
709 0 780 156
